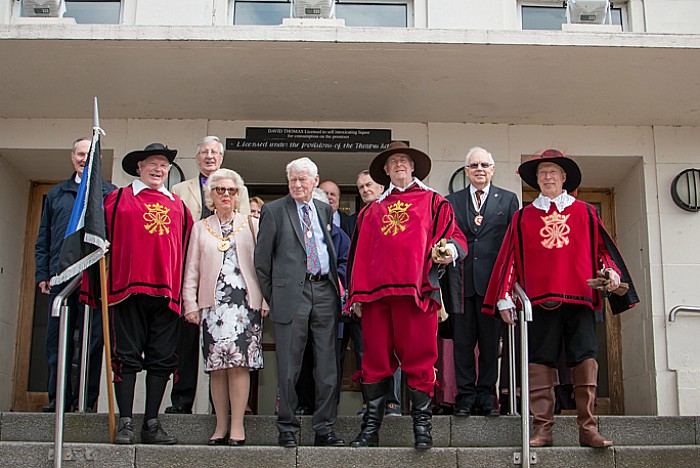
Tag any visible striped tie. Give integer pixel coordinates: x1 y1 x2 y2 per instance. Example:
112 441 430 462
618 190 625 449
302 205 321 274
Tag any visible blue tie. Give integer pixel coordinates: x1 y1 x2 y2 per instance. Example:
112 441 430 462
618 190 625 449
302 205 321 274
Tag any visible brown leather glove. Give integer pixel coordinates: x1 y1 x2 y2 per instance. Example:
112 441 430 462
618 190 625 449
431 239 448 262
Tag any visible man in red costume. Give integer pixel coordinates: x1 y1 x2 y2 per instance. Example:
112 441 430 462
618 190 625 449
347 141 467 449
483 150 638 449
100 143 193 445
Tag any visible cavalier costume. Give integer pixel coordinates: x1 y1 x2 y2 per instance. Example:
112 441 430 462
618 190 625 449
84 143 193 445
483 150 638 449
347 142 467 449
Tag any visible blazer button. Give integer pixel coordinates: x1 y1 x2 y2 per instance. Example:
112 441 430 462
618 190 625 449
299 281 304 286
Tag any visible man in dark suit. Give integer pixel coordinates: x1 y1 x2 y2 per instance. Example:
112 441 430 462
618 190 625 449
446 146 519 417
255 157 344 448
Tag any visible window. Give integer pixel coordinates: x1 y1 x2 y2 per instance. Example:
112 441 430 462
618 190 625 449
234 0 290 25
521 5 624 31
64 0 121 24
233 0 409 27
336 2 408 27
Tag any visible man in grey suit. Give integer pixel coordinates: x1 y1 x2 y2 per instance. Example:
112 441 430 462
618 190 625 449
255 157 344 448
446 146 519 417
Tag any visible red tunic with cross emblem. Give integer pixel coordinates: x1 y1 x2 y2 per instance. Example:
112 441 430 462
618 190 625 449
102 185 192 314
482 199 619 314
347 183 467 312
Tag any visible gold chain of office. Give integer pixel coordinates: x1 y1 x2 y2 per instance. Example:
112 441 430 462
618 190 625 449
202 217 249 252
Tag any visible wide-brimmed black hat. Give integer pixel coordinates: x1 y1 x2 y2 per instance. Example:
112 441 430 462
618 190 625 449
369 141 431 187
517 149 582 192
122 143 177 176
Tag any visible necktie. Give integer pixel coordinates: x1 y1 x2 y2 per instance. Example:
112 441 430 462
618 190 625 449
302 205 321 274
475 190 484 210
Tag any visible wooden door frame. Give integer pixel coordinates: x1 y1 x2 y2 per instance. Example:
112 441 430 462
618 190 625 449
522 187 625 415
12 182 56 412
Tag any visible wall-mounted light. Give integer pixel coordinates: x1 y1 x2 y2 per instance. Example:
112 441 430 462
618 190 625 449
671 168 700 212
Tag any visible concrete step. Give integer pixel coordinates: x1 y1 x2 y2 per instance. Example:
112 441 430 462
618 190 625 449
1 442 700 468
1 413 699 448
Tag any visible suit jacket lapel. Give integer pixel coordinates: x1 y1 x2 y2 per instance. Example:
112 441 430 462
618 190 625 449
463 185 478 233
285 196 305 247
480 186 503 229
187 178 200 202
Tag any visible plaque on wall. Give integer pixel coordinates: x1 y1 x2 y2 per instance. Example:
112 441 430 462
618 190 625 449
226 127 392 152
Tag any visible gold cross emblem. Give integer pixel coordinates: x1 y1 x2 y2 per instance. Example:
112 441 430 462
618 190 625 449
539 212 570 249
143 202 172 235
381 200 412 236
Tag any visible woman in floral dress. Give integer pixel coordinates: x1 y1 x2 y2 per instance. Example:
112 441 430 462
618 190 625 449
182 168 267 445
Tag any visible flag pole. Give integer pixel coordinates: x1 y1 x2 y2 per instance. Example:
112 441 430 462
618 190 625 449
94 97 116 443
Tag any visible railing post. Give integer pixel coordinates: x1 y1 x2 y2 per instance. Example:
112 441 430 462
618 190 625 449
513 282 535 467
77 304 91 413
51 275 83 468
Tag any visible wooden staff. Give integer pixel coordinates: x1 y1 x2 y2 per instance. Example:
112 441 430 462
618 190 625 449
99 257 116 443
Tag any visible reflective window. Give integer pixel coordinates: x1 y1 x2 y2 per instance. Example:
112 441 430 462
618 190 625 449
522 5 622 30
234 0 408 27
64 0 121 24
235 0 289 25
336 3 407 27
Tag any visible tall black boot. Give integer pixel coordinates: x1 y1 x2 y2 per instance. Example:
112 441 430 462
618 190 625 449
408 387 433 450
350 378 391 447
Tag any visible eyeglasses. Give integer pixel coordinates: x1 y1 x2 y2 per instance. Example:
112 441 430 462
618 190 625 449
213 187 238 195
198 149 221 156
467 162 493 169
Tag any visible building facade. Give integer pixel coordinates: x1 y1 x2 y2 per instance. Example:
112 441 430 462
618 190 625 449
1 0 699 416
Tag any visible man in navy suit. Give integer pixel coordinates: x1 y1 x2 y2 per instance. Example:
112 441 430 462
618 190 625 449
255 157 344 448
446 147 519 417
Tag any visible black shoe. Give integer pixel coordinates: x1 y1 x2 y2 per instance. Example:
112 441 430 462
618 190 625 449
141 419 178 445
350 431 379 447
42 401 56 413
480 406 500 417
114 417 135 445
454 407 471 417
208 433 228 446
228 438 246 446
314 432 345 446
278 431 297 448
164 404 192 414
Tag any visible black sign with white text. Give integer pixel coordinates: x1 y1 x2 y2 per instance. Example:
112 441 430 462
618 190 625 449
226 127 392 152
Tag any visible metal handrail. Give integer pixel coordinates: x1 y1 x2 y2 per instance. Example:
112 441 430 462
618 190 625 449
51 275 83 468
511 282 535 467
668 305 700 322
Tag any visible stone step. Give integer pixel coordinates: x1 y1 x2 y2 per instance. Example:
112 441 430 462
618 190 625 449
1 442 700 468
1 413 698 448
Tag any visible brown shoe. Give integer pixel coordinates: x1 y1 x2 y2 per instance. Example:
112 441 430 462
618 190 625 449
528 363 559 447
573 359 613 448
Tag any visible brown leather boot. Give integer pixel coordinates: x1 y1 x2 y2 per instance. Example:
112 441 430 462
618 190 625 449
528 363 559 447
572 359 613 448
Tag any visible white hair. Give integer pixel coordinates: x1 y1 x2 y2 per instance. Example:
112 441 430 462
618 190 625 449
196 136 224 156
312 187 329 204
465 146 495 166
286 157 318 179
204 168 245 211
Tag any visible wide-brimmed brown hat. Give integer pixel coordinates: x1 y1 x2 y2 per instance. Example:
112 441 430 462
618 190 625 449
517 149 582 192
122 143 177 176
369 141 431 187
